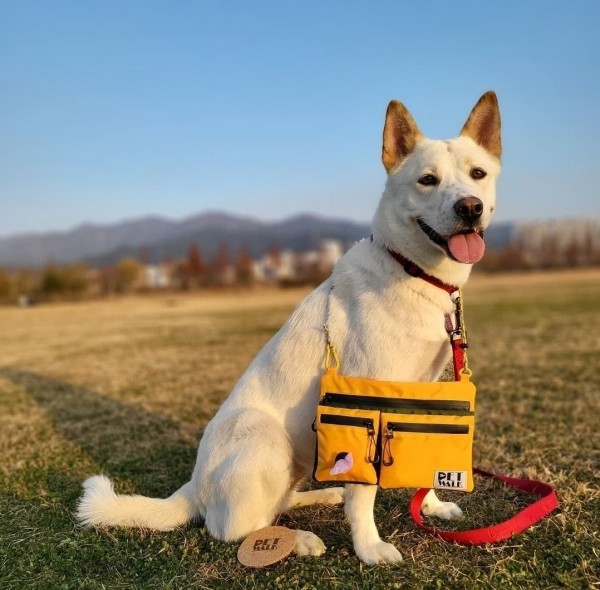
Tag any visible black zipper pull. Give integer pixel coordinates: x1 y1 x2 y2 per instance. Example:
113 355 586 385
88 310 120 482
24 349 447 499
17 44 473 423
366 424 379 464
382 427 394 466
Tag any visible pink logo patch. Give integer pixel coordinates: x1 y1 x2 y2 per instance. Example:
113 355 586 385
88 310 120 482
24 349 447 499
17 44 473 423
330 452 353 475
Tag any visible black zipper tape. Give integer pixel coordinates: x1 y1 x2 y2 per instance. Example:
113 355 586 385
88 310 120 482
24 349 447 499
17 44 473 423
322 392 471 413
387 422 469 434
320 413 374 428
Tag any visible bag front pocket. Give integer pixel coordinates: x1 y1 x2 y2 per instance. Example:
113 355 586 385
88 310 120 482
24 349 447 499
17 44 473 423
313 406 380 484
379 413 474 491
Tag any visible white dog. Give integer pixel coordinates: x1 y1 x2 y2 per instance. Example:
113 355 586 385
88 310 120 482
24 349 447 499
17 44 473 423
78 92 501 565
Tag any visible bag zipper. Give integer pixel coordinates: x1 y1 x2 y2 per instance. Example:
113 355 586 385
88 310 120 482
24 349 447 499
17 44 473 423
320 413 374 428
322 392 471 413
386 422 470 434
381 422 469 466
319 414 379 463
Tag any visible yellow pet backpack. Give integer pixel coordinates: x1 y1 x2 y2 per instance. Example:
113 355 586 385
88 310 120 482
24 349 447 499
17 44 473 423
313 366 476 491
313 286 476 492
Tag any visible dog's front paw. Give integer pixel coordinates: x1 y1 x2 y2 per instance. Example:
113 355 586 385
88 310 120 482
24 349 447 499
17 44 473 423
294 530 326 556
422 499 463 520
321 487 345 505
355 541 402 565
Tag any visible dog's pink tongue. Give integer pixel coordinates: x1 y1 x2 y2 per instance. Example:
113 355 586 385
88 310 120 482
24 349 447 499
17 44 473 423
448 232 485 264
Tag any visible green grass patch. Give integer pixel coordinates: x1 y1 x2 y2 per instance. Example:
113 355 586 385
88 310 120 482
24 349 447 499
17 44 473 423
1 274 599 589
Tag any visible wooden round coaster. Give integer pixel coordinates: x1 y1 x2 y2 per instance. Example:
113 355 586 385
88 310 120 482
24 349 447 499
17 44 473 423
237 526 295 568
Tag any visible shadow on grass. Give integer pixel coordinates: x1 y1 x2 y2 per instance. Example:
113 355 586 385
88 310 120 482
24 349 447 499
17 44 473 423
0 366 198 496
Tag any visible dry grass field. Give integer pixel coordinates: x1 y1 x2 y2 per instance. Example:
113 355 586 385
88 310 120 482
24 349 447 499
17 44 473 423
1 269 599 589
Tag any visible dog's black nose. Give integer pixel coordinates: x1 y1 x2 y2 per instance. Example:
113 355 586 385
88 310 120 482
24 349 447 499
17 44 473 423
454 197 484 224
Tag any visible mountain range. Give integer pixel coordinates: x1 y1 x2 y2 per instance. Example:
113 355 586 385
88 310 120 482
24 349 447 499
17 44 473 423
0 211 515 268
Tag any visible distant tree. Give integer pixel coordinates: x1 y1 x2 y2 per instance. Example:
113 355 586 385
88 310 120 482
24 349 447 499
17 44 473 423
208 241 232 285
187 243 205 287
214 241 230 269
36 263 90 299
39 264 66 297
564 238 582 268
539 235 560 269
172 260 191 290
114 257 142 293
98 267 116 295
268 242 281 267
581 226 600 265
15 270 38 299
0 268 11 300
498 244 531 271
235 247 255 286
477 243 531 273
62 264 90 297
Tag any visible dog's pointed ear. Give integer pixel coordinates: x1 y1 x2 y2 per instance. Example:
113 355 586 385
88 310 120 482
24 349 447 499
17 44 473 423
382 100 423 173
460 91 502 158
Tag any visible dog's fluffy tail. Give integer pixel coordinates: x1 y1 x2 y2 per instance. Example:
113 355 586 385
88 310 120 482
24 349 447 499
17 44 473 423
76 475 197 531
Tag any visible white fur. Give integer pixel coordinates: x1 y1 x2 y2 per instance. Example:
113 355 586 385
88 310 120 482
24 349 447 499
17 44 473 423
77 100 500 564
77 475 196 531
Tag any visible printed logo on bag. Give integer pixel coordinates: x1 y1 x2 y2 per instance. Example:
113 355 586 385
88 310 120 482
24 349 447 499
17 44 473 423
435 470 468 490
253 537 281 551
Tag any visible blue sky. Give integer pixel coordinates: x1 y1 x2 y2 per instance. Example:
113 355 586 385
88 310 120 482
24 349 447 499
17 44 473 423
1 0 599 237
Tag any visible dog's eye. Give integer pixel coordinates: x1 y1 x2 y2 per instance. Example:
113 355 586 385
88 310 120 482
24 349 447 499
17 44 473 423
470 167 487 180
418 174 439 186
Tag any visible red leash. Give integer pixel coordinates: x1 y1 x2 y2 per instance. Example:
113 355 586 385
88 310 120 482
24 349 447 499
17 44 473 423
410 468 559 545
408 293 559 544
382 247 560 544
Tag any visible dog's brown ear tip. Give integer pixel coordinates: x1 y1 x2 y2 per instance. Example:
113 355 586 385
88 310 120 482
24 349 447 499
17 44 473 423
382 99 422 172
480 90 499 104
461 91 502 159
385 99 405 116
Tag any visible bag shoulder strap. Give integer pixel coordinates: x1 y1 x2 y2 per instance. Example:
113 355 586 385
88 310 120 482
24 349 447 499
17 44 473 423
409 468 559 545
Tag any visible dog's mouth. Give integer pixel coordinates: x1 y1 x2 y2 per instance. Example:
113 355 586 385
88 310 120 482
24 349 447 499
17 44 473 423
417 219 486 264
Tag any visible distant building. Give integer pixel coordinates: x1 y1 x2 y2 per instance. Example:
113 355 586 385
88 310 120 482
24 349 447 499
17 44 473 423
256 249 296 282
144 264 171 288
252 239 344 285
319 239 344 271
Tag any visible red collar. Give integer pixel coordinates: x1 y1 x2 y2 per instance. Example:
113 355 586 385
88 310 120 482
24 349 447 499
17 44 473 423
385 248 459 294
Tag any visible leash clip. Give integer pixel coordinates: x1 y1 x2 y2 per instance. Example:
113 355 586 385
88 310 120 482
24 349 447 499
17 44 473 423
447 289 470 375
323 324 340 370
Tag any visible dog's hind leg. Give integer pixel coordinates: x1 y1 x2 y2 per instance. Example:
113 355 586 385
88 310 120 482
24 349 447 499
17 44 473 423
201 410 327 556
421 489 463 520
344 484 402 565
284 488 345 510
